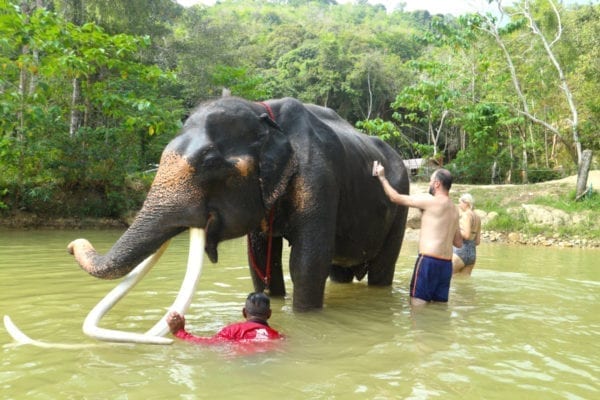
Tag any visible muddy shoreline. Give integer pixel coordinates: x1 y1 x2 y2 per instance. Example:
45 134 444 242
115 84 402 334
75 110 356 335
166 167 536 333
3 171 598 249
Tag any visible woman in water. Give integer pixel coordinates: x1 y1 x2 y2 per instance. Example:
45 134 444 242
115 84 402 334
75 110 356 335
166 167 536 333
452 193 481 276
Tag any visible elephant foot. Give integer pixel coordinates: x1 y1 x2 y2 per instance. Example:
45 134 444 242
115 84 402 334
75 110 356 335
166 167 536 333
292 300 324 312
367 268 395 286
265 287 285 297
329 264 355 283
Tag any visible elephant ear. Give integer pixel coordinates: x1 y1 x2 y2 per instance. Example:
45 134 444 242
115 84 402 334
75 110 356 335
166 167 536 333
258 114 296 210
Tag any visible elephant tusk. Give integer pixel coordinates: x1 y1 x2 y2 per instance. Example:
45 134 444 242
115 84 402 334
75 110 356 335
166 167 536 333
82 228 205 345
145 228 205 337
3 242 174 348
4 229 205 347
3 229 205 347
3 315 98 349
3 315 37 346
83 240 173 345
3 245 175 348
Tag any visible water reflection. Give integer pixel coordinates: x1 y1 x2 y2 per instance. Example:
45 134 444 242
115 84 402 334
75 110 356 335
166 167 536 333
1 229 598 399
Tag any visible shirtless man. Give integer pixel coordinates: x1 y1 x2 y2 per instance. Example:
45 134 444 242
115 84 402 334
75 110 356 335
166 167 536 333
375 165 462 306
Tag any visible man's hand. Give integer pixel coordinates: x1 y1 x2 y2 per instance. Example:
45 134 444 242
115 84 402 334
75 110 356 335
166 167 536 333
374 162 385 179
166 311 185 334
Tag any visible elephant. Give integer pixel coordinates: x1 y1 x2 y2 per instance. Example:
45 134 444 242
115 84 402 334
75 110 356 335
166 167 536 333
68 96 410 317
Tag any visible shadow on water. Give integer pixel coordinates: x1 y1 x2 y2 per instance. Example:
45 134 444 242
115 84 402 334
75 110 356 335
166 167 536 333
1 230 598 399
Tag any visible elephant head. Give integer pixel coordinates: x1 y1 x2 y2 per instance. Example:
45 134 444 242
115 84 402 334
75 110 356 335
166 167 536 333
69 98 294 278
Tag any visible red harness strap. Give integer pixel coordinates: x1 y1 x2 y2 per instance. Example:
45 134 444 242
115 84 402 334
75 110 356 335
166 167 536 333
248 100 278 288
247 207 275 288
259 101 276 121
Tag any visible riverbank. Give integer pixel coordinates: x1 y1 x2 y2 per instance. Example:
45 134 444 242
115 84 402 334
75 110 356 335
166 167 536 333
2 171 599 248
403 227 599 248
0 212 128 230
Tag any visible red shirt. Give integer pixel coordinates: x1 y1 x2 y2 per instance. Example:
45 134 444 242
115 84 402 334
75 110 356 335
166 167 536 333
173 320 283 344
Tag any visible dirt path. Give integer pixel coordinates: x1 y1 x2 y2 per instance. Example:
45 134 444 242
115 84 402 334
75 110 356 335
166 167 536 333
542 170 600 187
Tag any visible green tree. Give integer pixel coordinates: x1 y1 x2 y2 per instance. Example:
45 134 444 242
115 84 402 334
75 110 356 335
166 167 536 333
391 60 458 160
0 1 182 216
451 103 514 183
475 0 594 194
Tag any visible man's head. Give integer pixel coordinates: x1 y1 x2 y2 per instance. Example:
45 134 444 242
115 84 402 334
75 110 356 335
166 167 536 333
429 168 453 195
243 292 272 321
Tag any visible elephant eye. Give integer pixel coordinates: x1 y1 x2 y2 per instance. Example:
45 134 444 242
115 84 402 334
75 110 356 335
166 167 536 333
202 153 224 169
194 148 237 183
191 145 219 167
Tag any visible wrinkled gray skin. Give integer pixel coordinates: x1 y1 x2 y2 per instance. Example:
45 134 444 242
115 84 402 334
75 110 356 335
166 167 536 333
68 97 409 311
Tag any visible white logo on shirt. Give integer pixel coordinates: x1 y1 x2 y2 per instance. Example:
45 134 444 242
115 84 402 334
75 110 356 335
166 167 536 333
254 328 269 341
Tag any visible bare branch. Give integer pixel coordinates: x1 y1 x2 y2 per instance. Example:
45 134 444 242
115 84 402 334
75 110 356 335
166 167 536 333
514 108 559 135
437 109 449 136
521 0 580 163
548 0 563 48
366 70 373 120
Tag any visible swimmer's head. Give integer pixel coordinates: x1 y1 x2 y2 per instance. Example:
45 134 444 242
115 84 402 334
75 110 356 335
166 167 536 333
459 193 474 209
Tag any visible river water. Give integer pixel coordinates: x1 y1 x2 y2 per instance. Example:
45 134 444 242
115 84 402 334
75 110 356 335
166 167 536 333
1 229 598 399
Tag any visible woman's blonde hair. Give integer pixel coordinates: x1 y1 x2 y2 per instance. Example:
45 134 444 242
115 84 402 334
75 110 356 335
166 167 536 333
460 193 474 209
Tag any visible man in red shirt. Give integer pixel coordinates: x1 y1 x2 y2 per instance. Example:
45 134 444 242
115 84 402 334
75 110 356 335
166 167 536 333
166 292 283 344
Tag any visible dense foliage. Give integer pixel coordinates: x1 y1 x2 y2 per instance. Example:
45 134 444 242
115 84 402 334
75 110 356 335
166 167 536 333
0 0 598 218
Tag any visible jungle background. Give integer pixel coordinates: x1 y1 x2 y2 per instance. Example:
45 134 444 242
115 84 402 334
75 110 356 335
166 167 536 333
0 0 598 225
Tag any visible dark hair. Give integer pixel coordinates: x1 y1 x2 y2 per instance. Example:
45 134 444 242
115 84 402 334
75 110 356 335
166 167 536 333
245 292 271 319
433 168 453 191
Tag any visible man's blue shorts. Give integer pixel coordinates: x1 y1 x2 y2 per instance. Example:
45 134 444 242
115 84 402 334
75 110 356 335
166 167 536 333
410 254 453 302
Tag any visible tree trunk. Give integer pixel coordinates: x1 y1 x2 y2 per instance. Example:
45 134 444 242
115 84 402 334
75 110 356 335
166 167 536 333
366 70 373 120
522 146 528 184
520 127 528 184
69 77 81 138
16 4 30 208
523 0 582 165
575 149 593 200
544 129 549 168
507 129 514 183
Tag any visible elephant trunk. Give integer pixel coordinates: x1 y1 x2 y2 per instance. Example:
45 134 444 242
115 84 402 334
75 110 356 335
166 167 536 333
68 151 204 279
68 218 184 279
67 197 186 279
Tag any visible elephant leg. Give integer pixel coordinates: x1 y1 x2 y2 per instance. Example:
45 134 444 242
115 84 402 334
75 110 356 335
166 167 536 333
288 234 333 311
367 206 408 286
329 263 370 283
329 264 354 283
247 232 285 297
